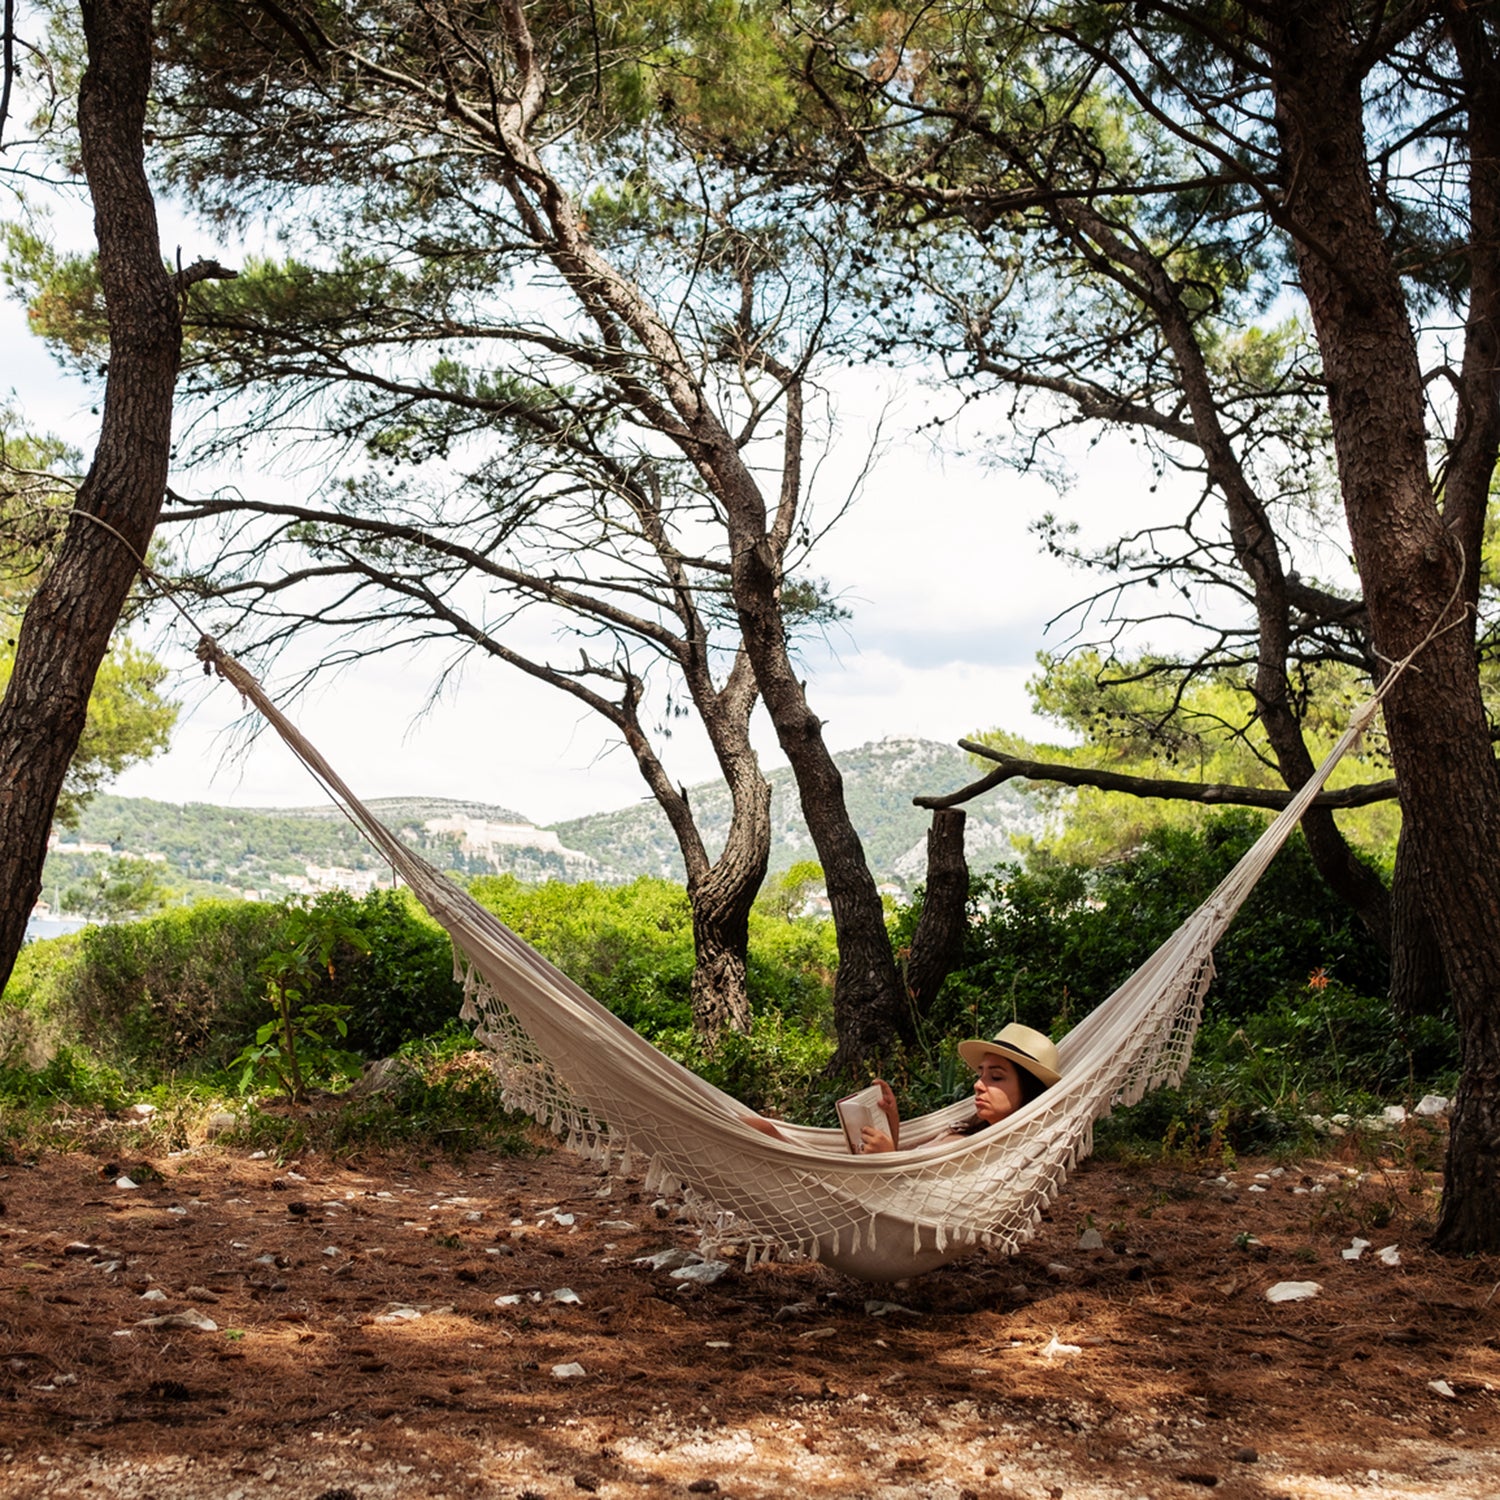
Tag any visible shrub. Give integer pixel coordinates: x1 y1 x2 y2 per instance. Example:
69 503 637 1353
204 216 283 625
288 889 463 1057
900 811 1393 1045
469 875 697 1036
28 901 283 1072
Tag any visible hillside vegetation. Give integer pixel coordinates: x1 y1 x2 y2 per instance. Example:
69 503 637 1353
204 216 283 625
44 739 1046 907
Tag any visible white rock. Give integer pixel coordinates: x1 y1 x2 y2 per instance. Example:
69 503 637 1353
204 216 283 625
1077 1228 1105 1250
1428 1379 1456 1399
494 1294 521 1306
1266 1281 1322 1303
551 1362 586 1380
1378 1245 1401 1267
115 1177 138 1191
599 1220 639 1232
1342 1238 1371 1262
634 1247 701 1271
1042 1336 1083 1357
137 1310 218 1332
1414 1095 1450 1118
669 1259 728 1285
550 1288 582 1304
122 1103 156 1121
139 1289 168 1301
375 1306 423 1322
1382 1105 1407 1125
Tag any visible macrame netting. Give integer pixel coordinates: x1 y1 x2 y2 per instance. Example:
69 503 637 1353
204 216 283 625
202 641 1384 1281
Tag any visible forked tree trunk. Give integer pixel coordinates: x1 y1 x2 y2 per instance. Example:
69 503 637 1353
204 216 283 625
0 0 181 993
1268 0 1500 1251
729 529 912 1071
682 757 771 1041
902 808 970 1019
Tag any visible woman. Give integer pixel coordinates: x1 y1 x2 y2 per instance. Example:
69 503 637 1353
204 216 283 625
860 1022 1061 1152
744 1021 1061 1153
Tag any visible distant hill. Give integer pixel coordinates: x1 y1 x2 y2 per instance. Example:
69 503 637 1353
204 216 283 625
554 737 1048 883
42 739 1047 906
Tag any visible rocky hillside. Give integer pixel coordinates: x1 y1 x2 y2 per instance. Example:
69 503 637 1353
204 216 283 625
45 739 1047 902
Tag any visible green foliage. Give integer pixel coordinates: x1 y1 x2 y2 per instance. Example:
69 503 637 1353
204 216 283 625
754 860 824 921
232 901 371 1100
0 1044 127 1111
909 811 1390 1046
22 901 285 1072
60 855 176 922
284 890 464 1058
654 1007 836 1122
1194 980 1457 1109
1 225 106 368
469 874 697 1037
977 651 1400 869
323 1028 535 1160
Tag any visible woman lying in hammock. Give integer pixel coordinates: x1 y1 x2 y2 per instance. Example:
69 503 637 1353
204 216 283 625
745 1022 1061 1152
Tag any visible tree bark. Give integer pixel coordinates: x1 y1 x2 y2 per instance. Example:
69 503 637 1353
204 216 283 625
1388 825 1448 1021
1267 0 1500 1251
0 0 181 993
679 663 771 1040
902 808 969 1019
728 523 912 1070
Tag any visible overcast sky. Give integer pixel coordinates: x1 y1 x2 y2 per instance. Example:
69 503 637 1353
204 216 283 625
4 218 1177 829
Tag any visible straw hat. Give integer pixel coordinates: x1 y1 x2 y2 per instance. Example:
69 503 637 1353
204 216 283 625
956 1022 1061 1087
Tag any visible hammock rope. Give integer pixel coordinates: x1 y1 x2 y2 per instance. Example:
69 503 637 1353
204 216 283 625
198 637 1405 1281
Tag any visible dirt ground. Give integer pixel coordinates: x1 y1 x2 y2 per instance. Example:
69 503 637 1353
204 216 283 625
1 1122 1496 1500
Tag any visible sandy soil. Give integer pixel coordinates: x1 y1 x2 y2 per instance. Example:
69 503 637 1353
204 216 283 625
1 1123 1496 1500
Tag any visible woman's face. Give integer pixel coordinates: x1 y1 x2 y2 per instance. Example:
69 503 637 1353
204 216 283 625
972 1052 1026 1124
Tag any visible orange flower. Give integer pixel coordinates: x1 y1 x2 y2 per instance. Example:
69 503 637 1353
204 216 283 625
1307 967 1329 990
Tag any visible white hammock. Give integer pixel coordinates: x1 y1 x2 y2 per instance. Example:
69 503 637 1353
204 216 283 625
203 641 1385 1281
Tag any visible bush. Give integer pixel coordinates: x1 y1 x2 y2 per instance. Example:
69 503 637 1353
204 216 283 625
469 875 697 1037
24 901 284 1072
900 811 1394 1045
287 889 463 1057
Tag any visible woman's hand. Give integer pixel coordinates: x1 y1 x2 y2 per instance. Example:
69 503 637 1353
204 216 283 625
859 1125 896 1153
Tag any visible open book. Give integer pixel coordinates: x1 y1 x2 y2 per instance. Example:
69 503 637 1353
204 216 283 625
835 1083 890 1154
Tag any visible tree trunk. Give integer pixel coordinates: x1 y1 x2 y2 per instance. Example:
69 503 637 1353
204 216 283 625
0 0 180 993
903 808 970 1019
682 740 770 1041
729 527 911 1072
473 7 913 1069
1060 203 1397 967
1388 827 1448 1021
1268 0 1500 1251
